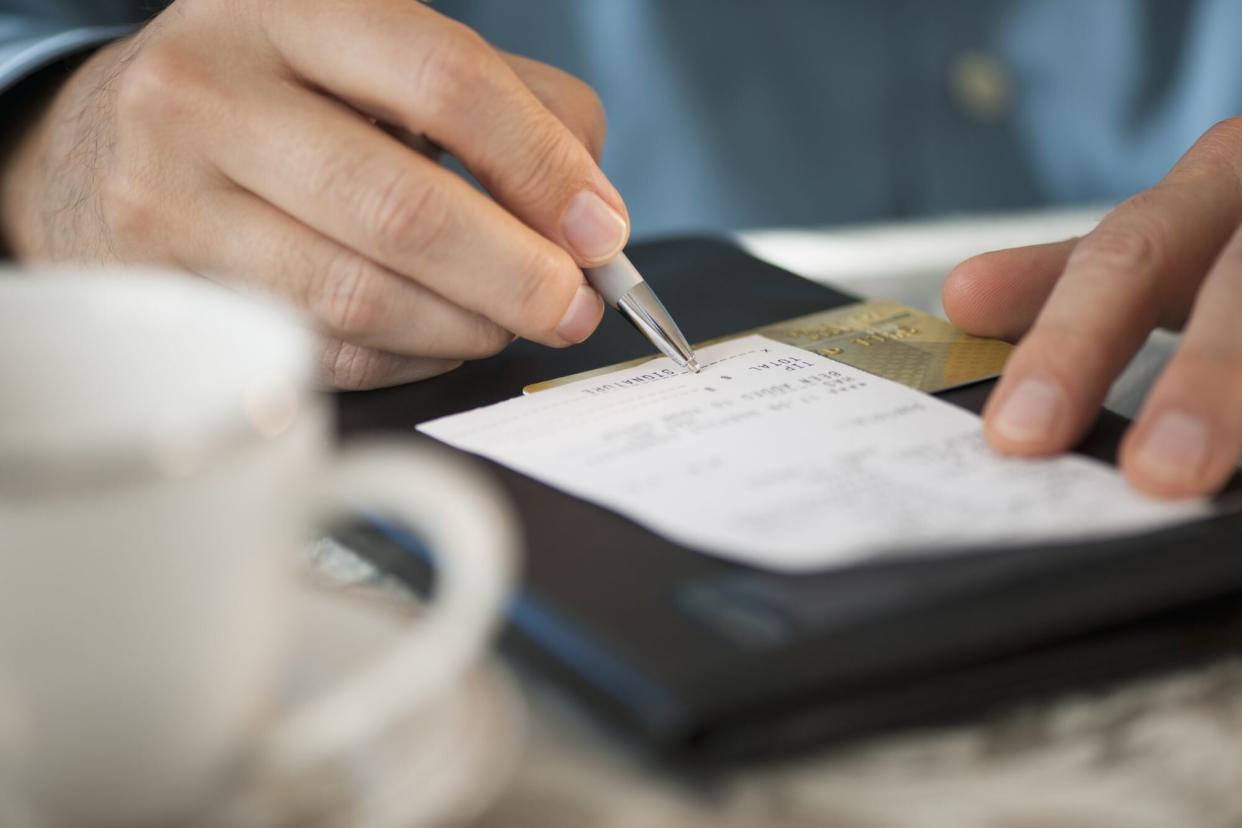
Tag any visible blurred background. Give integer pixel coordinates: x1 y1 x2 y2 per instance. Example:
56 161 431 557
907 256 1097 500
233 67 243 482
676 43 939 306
9 1 1241 236
438 0 1242 236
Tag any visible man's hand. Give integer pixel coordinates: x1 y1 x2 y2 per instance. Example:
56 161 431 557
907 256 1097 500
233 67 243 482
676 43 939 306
944 118 1242 499
0 0 627 389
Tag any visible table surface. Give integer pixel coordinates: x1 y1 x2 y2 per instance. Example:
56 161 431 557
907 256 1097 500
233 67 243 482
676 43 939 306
333 208 1242 828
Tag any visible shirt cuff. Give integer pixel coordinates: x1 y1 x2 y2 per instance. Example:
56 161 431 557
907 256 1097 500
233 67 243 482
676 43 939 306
0 24 137 96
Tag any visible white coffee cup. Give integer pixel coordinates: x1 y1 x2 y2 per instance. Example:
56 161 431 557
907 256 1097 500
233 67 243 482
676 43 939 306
0 269 517 827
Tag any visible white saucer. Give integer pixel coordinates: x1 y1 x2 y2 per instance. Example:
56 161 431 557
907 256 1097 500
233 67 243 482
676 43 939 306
192 581 526 828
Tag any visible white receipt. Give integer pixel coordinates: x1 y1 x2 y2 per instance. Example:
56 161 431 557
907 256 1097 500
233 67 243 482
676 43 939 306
420 335 1206 572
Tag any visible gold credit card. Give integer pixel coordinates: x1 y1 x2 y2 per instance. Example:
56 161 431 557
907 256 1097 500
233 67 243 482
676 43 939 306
524 300 1013 395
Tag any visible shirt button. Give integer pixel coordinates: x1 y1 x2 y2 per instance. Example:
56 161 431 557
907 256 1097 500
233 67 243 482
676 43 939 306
948 51 1012 123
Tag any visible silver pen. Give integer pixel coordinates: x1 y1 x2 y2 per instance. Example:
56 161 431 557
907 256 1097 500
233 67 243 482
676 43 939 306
585 253 702 373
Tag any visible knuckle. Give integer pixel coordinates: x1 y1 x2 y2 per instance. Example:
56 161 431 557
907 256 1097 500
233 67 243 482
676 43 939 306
413 24 494 120
320 339 386 391
116 41 204 123
367 171 454 262
308 148 367 210
100 171 158 243
311 250 387 335
1070 216 1167 279
508 124 583 211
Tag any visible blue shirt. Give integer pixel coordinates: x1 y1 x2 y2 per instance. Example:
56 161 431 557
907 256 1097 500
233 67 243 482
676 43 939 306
4 1 1242 237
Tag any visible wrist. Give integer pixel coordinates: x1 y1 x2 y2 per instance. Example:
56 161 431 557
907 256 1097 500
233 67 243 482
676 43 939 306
0 44 120 260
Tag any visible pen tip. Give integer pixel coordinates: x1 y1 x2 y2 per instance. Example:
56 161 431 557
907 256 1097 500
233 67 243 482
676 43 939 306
687 357 702 374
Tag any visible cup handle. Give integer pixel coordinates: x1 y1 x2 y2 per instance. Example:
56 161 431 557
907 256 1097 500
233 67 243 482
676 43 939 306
257 439 517 774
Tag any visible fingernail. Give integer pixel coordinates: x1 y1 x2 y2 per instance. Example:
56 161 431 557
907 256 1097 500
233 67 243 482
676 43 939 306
992 377 1064 444
1133 410 1210 487
556 284 603 344
561 191 628 263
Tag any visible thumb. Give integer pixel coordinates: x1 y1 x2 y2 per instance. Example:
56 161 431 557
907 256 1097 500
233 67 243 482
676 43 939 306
943 238 1078 341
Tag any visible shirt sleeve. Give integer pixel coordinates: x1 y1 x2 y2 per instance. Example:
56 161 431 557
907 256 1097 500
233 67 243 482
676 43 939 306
0 23 135 95
0 4 146 259
0 1 151 94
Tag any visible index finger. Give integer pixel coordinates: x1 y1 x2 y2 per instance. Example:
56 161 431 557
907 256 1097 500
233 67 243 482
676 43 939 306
262 0 629 265
983 125 1242 456
207 81 600 347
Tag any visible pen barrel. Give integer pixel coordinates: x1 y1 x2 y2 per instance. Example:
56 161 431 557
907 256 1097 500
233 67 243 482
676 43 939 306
585 255 644 307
